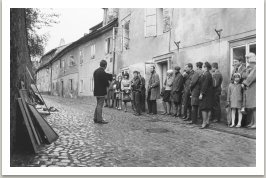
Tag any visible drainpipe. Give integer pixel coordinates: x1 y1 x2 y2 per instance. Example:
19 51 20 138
112 27 116 74
50 64 52 95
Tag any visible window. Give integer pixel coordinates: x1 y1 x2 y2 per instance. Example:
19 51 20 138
69 79 73 91
105 37 112 54
230 38 256 74
90 44 96 59
79 49 84 64
144 8 171 37
123 21 130 50
69 55 75 67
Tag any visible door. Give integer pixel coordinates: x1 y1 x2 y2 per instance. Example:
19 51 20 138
157 61 168 88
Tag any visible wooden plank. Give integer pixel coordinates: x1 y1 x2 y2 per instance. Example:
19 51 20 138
19 89 41 145
18 98 38 153
28 104 59 144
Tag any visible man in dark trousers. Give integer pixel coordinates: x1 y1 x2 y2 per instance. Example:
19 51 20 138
211 62 223 123
182 63 194 121
131 71 142 116
138 72 146 112
93 60 112 124
187 62 203 125
147 66 160 115
171 66 183 117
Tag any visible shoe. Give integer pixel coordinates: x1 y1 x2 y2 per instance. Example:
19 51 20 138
236 125 241 128
182 116 187 120
134 113 141 116
206 123 210 128
167 113 172 115
186 121 193 124
95 120 108 124
229 125 235 128
183 118 190 121
200 125 207 129
161 112 167 115
104 105 108 107
250 125 256 129
212 119 219 123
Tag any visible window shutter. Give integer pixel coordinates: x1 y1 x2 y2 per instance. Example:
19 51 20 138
163 8 171 32
144 8 157 37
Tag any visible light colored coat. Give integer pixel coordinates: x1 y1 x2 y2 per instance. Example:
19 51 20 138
148 72 160 100
242 65 256 108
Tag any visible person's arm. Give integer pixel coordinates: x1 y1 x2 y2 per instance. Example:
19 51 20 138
176 75 184 93
242 68 256 87
227 84 231 106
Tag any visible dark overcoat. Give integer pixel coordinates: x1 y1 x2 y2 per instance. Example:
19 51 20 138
182 70 194 106
190 69 203 106
171 72 183 103
93 67 112 96
199 71 214 111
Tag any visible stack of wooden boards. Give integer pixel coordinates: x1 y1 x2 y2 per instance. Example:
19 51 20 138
17 89 59 153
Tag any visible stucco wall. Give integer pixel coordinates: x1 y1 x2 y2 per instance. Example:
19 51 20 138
36 67 51 93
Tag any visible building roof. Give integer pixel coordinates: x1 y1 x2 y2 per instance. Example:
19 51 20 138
36 18 118 73
89 21 103 32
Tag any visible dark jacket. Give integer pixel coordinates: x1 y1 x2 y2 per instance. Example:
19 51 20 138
190 69 203 106
183 70 194 94
212 69 223 95
93 67 112 96
171 72 183 103
131 76 142 92
199 71 214 110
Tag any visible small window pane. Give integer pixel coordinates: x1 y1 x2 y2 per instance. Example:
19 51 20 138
233 46 246 63
249 44 256 54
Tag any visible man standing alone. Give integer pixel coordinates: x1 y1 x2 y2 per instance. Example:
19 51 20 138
147 66 160 115
93 60 112 124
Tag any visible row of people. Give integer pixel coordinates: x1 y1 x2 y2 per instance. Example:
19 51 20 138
93 53 256 128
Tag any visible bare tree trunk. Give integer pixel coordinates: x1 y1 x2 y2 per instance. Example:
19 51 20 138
10 8 32 154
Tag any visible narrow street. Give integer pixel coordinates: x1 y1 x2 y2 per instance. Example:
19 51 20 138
15 95 256 167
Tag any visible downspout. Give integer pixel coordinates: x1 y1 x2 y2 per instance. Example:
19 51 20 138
168 8 174 68
50 63 52 95
112 27 116 74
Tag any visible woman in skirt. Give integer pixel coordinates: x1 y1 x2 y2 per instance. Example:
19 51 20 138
161 69 174 115
121 73 131 112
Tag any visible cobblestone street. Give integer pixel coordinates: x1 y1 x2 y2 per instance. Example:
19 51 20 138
14 95 256 167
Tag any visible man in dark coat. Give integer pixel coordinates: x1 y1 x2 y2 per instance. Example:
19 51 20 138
187 62 203 125
93 60 112 124
147 66 160 115
231 56 246 83
131 71 142 116
182 63 194 121
171 66 183 117
139 72 146 112
211 62 223 123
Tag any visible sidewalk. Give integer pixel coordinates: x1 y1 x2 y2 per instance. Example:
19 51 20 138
76 95 256 139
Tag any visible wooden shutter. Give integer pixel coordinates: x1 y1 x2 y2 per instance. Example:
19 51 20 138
144 8 157 37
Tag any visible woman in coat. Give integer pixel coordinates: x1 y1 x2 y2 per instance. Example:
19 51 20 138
242 53 256 129
199 62 214 129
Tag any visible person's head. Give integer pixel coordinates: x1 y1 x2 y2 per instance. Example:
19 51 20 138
185 63 193 72
233 73 241 83
233 56 243 68
100 60 107 69
124 72 129 79
203 62 212 72
196 62 203 70
174 66 181 73
211 62 218 72
245 52 256 64
150 65 155 73
133 71 138 77
117 75 122 81
167 69 174 77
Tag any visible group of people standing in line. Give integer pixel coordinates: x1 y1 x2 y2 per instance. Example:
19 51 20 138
93 52 256 129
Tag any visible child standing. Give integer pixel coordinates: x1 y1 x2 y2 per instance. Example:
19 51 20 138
227 73 244 128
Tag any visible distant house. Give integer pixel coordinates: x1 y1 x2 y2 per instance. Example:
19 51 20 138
36 8 118 98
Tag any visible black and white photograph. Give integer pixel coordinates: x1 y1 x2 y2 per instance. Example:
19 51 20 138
2 0 264 175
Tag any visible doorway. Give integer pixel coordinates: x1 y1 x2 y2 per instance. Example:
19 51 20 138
156 61 168 88
61 80 64 97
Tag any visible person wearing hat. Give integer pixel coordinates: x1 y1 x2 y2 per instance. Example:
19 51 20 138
227 73 244 128
161 69 174 115
131 70 142 116
171 66 184 117
242 52 256 129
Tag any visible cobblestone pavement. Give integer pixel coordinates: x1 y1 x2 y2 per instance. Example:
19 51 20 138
15 95 256 167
